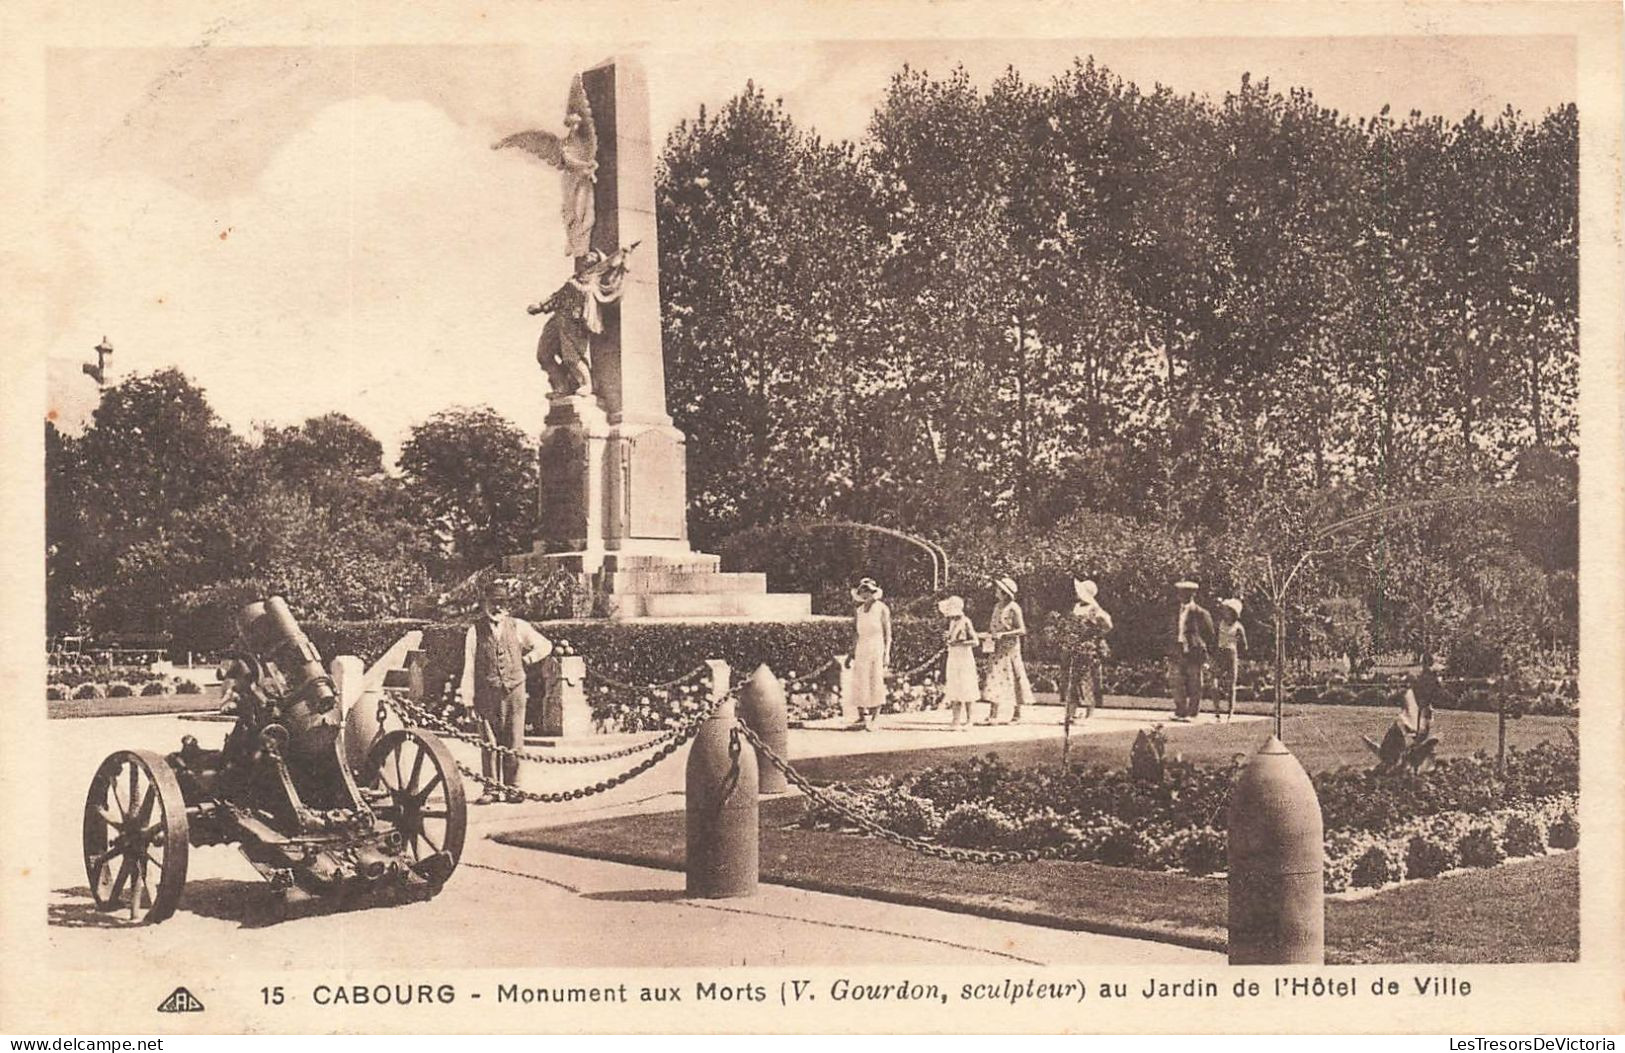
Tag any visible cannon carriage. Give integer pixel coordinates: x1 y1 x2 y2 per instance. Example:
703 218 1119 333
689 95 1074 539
81 597 466 924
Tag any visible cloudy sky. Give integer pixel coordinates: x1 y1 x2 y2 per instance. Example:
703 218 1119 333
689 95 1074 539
42 36 1575 461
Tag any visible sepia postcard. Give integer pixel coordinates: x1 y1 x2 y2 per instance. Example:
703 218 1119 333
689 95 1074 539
1 0 1621 1036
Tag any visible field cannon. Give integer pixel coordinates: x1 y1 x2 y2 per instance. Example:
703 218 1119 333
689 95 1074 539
81 596 466 924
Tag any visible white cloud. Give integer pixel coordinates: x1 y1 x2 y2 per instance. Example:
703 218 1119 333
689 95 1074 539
46 95 572 462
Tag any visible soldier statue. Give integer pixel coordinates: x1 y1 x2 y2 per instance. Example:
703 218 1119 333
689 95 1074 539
526 243 638 398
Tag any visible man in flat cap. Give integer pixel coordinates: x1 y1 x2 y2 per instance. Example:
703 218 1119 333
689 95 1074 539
458 580 553 803
1169 579 1215 722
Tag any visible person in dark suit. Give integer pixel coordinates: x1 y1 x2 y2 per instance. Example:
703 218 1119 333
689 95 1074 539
1169 579 1216 722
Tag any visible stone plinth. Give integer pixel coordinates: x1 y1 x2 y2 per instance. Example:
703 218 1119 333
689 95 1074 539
538 655 593 737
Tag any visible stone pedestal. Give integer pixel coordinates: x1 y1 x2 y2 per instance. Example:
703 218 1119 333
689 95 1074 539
538 655 592 737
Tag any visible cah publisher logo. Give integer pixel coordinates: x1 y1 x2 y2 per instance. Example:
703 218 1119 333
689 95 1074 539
156 987 205 1013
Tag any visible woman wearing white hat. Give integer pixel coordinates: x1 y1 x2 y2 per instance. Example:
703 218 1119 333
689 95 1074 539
937 596 979 730
1062 578 1115 726
1215 598 1247 721
982 576 1034 724
846 578 891 731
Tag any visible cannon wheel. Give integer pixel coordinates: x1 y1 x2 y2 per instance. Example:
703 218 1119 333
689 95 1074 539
82 750 189 924
366 728 466 879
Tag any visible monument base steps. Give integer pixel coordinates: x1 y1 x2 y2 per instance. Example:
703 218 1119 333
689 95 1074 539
503 546 811 622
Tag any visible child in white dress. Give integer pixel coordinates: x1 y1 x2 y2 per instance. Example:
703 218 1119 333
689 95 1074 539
938 595 979 730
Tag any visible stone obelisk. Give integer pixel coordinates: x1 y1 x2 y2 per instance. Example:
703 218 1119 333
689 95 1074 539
506 56 809 621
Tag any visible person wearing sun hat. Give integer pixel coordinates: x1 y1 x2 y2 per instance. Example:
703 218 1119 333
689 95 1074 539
1061 577 1115 726
1168 578 1216 722
937 595 979 730
1214 597 1247 721
846 577 891 731
982 576 1035 724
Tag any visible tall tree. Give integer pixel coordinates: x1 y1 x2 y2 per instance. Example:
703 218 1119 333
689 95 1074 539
398 407 538 576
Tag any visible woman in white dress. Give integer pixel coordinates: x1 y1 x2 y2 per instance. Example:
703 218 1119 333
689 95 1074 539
982 576 1035 724
938 595 979 730
846 578 892 731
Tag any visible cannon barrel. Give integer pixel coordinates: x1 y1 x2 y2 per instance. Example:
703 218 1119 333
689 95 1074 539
235 596 338 715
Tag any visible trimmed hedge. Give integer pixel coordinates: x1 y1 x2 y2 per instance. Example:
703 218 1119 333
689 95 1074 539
305 615 947 689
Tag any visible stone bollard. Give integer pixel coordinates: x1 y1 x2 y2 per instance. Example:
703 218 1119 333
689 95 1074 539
685 697 759 898
1227 735 1325 964
704 659 731 707
737 664 789 794
539 654 591 737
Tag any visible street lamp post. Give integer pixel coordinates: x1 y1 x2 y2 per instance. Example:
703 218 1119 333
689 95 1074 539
82 337 113 389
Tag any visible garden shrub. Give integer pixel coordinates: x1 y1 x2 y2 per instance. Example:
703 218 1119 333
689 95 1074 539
1456 821 1507 868
1502 813 1548 857
140 681 167 696
72 683 102 700
106 682 134 698
1350 840 1406 888
1547 808 1579 850
1292 686 1321 704
1091 819 1149 867
46 684 66 701
1159 825 1227 876
1010 810 1083 852
903 754 1014 812
869 791 941 839
1404 830 1460 879
1355 687 1389 707
175 679 202 695
1072 815 1137 864
939 801 1021 849
798 784 876 832
1320 687 1356 706
1324 831 1373 892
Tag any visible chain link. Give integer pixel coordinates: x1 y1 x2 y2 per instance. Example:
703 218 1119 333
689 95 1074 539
584 662 712 695
782 657 841 690
732 720 1065 865
386 690 708 766
449 710 713 803
887 647 949 682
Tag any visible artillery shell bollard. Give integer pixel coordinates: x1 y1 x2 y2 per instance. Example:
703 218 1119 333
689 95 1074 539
685 697 759 898
737 664 789 794
330 655 364 714
341 631 420 771
1227 735 1325 964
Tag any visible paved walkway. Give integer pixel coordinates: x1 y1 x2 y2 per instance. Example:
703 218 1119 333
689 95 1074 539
47 706 1239 969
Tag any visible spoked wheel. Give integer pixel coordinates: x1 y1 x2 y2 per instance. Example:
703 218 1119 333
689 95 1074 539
82 750 190 924
366 729 466 879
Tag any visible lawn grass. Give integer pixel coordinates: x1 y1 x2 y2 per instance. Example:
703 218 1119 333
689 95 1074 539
793 702 1575 781
498 800 1579 963
496 703 1580 964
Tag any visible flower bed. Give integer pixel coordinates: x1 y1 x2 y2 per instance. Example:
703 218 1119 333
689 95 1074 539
1097 659 1576 716
798 742 1578 891
47 665 163 689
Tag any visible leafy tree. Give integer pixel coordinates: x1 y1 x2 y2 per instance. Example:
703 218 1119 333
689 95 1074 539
398 406 538 575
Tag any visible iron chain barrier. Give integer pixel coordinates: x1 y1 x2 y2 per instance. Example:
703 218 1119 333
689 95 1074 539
382 688 736 804
389 683 1088 859
583 662 713 695
385 690 689 766
732 719 1073 866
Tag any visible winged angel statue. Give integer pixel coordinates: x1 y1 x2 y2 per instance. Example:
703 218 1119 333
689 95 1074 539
493 73 598 257
493 74 639 398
